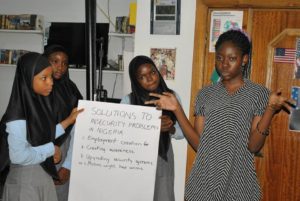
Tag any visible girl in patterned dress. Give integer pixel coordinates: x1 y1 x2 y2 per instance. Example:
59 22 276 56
145 29 295 201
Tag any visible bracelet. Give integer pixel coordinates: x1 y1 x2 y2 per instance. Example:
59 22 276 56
256 122 270 136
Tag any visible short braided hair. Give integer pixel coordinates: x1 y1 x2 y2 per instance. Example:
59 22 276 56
215 29 251 56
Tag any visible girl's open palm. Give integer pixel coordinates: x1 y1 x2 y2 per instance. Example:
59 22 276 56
268 89 295 113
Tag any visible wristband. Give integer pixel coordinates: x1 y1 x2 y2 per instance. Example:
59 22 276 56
256 122 270 136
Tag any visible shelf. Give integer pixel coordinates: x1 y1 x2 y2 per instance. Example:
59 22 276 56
0 64 16 67
0 29 43 34
103 70 124 74
109 32 134 38
69 68 124 74
0 65 124 75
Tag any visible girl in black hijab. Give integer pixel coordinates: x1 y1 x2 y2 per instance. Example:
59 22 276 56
1 52 81 201
43 44 83 201
121 55 184 201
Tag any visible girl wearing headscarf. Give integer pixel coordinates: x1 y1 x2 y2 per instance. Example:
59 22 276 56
1 52 82 201
121 55 184 201
43 44 83 201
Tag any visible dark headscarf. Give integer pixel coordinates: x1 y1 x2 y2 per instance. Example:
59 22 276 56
128 55 176 161
0 52 58 179
43 45 83 146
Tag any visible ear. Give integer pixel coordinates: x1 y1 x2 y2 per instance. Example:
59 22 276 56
242 54 249 66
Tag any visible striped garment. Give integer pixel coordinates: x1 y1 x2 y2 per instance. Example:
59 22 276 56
185 79 270 201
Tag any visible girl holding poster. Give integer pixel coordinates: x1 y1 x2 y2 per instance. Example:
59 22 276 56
1 52 82 201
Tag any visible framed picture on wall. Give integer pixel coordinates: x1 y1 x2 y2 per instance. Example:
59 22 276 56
150 0 181 35
150 48 176 80
289 86 300 132
209 11 243 52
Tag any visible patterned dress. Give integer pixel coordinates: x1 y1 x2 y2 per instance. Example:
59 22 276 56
185 79 270 201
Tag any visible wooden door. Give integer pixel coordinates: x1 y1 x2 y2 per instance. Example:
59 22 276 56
251 10 300 201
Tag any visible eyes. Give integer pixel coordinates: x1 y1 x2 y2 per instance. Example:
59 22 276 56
216 55 238 63
49 58 68 67
40 75 53 82
137 70 157 81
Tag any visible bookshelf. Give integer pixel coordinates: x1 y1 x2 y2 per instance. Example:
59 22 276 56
0 27 44 116
0 29 43 34
69 68 124 74
0 28 44 66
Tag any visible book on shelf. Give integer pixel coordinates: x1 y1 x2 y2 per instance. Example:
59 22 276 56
115 16 130 34
0 14 44 31
0 49 29 65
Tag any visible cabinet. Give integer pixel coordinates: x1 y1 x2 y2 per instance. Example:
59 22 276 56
0 29 44 116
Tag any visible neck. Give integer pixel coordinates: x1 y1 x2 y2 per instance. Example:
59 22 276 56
222 77 244 94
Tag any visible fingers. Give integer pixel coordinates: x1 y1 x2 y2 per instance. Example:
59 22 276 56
285 99 297 108
148 92 173 98
162 92 173 96
155 102 162 110
144 99 162 110
281 99 296 113
148 92 162 98
144 100 156 105
77 108 84 113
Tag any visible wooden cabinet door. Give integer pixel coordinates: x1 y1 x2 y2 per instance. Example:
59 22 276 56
250 10 300 201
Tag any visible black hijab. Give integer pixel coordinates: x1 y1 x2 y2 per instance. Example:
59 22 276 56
128 55 176 161
0 52 58 179
43 45 83 146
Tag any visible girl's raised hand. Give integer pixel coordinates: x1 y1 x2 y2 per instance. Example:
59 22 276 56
267 89 295 114
145 92 179 111
68 107 84 124
61 107 84 129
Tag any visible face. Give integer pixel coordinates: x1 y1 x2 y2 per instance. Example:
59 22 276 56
48 51 68 79
215 41 248 82
136 63 160 92
33 66 53 96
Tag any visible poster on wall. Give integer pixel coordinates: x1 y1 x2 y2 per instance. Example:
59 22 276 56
150 0 181 35
209 11 243 52
295 38 300 79
68 100 162 201
150 48 176 80
289 86 300 132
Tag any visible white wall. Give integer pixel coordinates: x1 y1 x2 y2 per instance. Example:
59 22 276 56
0 0 134 100
133 1 196 200
0 0 197 200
